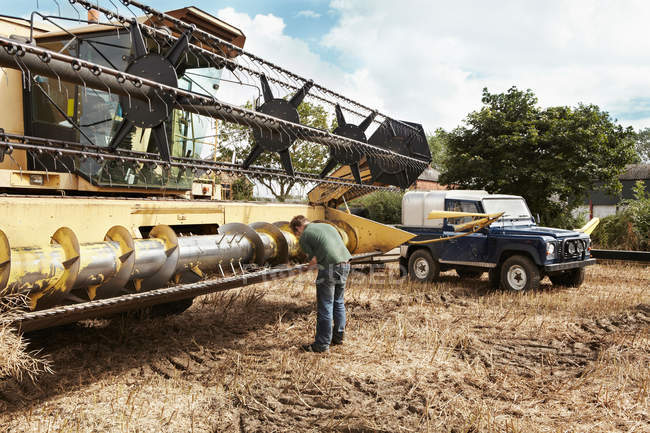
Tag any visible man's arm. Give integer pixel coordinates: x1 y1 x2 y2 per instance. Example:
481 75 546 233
299 233 318 269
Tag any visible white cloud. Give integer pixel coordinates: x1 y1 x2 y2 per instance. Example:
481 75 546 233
214 1 650 135
296 10 321 19
215 7 344 105
323 0 650 130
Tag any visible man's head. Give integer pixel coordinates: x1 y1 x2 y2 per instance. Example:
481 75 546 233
290 215 309 236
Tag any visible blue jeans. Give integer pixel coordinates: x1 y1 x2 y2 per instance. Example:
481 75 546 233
314 262 350 349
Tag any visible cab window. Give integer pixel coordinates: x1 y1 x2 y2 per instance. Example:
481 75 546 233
445 199 480 225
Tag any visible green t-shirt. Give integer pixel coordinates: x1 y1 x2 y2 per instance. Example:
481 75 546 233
299 223 351 267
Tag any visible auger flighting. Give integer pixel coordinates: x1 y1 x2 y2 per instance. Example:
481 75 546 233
0 221 301 310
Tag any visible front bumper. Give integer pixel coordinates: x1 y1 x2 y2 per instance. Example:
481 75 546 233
544 258 597 272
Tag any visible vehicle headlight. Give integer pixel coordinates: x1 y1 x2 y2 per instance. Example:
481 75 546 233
546 242 556 258
576 241 585 253
567 242 576 255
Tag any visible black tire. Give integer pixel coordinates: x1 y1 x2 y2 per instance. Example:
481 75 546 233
456 269 484 279
549 268 585 288
408 249 440 283
499 255 540 291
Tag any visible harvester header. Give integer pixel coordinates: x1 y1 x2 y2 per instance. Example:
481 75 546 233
0 1 428 330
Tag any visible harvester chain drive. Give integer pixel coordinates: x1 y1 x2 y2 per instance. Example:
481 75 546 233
4 264 309 333
0 36 428 172
0 133 399 192
69 0 420 135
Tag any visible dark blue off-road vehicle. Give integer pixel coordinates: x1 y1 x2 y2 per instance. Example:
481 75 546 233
398 191 596 291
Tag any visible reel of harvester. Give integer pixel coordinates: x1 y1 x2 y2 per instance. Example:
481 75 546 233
108 22 193 162
243 74 314 176
367 119 431 189
320 104 376 185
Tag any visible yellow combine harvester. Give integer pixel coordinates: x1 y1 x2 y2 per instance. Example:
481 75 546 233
0 2 431 331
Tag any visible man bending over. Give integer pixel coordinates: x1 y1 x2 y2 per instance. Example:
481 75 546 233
290 215 351 353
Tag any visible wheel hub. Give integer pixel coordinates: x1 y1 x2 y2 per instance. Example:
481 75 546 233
414 257 430 279
506 264 527 290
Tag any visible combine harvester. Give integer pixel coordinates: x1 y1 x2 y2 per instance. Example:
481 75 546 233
0 1 431 332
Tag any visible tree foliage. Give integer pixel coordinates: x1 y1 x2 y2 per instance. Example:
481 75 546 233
349 190 403 224
591 181 650 250
439 87 637 227
426 128 448 170
231 177 254 201
215 102 330 201
635 127 650 163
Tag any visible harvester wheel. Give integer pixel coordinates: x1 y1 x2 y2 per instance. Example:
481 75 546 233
549 268 585 288
408 249 439 283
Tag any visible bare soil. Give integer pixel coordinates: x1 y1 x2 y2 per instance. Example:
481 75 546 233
0 263 648 432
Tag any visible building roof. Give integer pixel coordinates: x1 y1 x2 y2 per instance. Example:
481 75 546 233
417 167 440 182
619 163 650 180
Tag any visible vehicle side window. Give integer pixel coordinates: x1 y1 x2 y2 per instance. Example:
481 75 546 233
445 200 480 225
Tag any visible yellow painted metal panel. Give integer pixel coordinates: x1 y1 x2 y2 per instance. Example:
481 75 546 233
0 196 321 245
0 67 27 170
325 207 415 253
307 165 373 204
576 217 600 235
66 98 75 117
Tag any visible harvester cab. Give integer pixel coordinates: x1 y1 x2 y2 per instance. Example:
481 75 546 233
0 1 431 331
2 6 245 196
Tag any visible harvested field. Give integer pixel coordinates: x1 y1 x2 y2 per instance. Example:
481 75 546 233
0 262 648 432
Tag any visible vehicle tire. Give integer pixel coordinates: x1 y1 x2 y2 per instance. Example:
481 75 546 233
499 255 540 291
549 268 585 288
408 249 440 283
456 269 484 279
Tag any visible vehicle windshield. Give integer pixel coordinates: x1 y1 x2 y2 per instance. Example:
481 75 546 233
482 198 533 224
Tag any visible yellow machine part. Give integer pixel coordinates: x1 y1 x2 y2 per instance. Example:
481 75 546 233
0 196 325 244
325 208 415 253
308 163 374 205
576 218 600 235
0 197 413 310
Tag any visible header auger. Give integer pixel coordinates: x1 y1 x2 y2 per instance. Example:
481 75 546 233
0 0 428 331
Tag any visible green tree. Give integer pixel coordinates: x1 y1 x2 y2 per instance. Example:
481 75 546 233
635 127 650 162
215 102 330 201
426 128 448 170
439 87 637 227
591 181 650 250
350 190 403 224
231 177 254 201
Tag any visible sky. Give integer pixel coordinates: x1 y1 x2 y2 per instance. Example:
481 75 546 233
6 0 650 133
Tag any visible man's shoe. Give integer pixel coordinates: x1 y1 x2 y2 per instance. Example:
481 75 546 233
301 343 328 353
331 332 344 345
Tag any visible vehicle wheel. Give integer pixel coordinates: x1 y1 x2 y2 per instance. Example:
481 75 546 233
408 249 440 283
549 268 585 287
456 269 484 279
499 255 540 291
